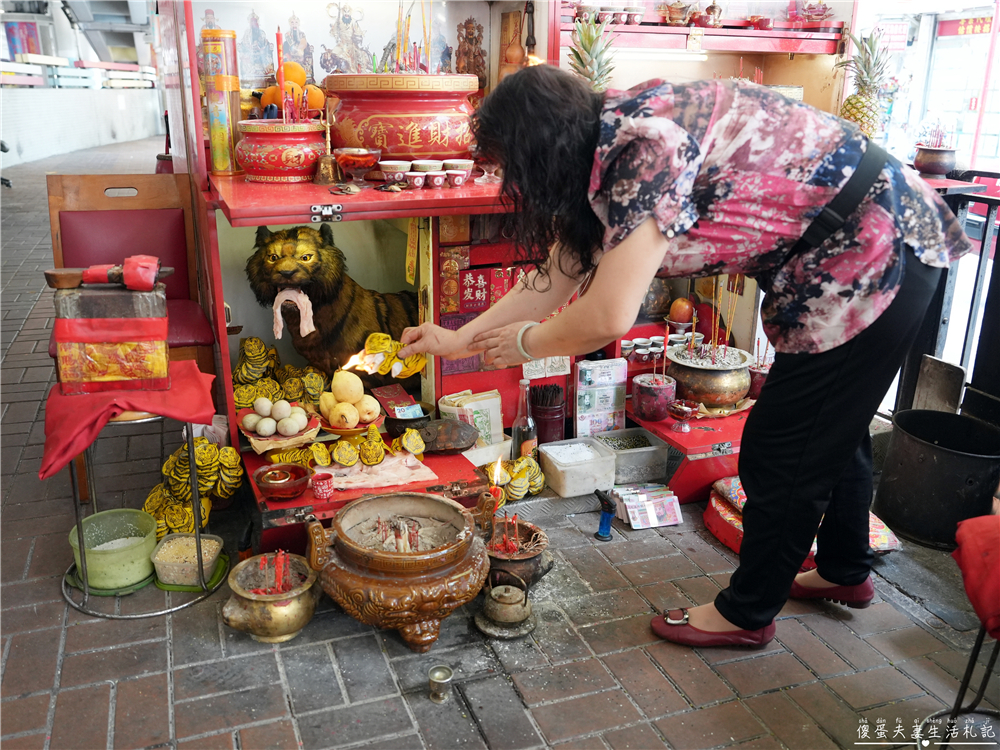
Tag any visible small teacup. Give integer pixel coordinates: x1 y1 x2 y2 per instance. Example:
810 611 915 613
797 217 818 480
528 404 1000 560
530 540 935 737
597 8 614 22
445 170 467 188
443 159 474 178
633 337 652 348
411 159 444 172
667 334 687 347
650 344 664 363
650 335 665 346
404 171 425 189
311 472 336 500
378 160 411 182
576 4 599 22
627 10 643 24
620 339 634 358
425 171 447 189
634 347 651 363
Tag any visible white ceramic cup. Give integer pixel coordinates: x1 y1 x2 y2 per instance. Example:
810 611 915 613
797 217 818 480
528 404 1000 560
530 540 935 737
634 347 651 363
378 160 411 182
411 159 444 172
633 337 652 348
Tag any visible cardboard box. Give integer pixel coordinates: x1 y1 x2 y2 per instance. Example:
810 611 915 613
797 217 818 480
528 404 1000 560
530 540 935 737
53 283 169 394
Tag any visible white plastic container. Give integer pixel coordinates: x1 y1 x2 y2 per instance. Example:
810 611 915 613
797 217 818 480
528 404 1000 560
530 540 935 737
151 533 224 586
593 427 671 484
539 437 616 497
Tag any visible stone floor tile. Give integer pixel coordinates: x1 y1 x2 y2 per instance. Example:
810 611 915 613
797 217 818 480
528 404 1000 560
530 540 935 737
1 578 64 611
177 731 237 749
238 720 299 750
562 590 654 627
50 683 110 749
405 689 488 750
859 694 948 736
654 701 764 750
773 619 852 678
798 614 888 670
60 642 167 688
646 641 734 708
729 735 785 750
615 555 702 587
598 536 677 565
491 636 551 674
551 738 606 750
1 628 61 698
392 643 500 692
114 673 170 749
543 525 596 550
578 614 662 656
532 558 593 602
786 682 868 749
173 653 280 701
333 632 398 701
743 692 840 750
0 693 51 737
462 675 544 750
826 600 913 636
603 723 669 749
670 532 735 575
865 626 949 663
602 648 688 718
673 575 724 605
636 581 692 614
531 604 592 663
280 642 345 714
170 599 224 666
696 638 786 666
64 615 165 653
561 547 630 592
0 537 32 583
928 647 995 688
174 683 289 740
513 658 615 705
0 733 46 749
824 666 924 709
714 652 817 696
296 697 414 750
531 690 642 744
897 656 987 708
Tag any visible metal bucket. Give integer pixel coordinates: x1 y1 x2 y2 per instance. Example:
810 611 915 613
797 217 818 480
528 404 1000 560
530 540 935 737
873 410 1000 550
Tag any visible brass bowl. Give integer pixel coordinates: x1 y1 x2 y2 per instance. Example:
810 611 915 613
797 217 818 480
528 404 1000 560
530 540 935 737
222 553 321 643
665 347 751 407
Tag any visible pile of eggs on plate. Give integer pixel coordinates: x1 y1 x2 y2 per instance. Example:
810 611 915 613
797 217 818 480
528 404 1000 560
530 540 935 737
242 398 310 437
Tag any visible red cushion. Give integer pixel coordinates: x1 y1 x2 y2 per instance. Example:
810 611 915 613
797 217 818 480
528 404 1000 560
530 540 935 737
952 515 1000 638
166 299 215 347
59 209 189 300
47 299 214 357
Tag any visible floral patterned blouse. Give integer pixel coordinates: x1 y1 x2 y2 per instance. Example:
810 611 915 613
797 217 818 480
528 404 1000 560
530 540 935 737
588 79 972 354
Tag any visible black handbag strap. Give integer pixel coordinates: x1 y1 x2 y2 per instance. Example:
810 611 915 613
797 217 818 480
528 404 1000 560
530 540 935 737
793 142 890 252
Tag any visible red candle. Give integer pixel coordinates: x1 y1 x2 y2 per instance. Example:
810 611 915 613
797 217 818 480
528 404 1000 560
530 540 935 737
489 486 502 500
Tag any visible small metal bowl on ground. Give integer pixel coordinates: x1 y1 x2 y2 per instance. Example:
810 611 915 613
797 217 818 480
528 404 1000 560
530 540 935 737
252 463 311 501
383 401 435 439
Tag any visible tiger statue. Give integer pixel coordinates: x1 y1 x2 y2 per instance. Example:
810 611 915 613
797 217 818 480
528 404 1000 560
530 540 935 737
246 224 419 387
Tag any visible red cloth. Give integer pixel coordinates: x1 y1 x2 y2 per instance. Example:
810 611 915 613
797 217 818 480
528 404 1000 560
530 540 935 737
952 515 1000 639
122 255 159 291
40 360 215 480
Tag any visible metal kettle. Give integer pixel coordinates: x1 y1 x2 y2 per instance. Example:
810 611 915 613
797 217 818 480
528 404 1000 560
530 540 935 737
482 572 532 625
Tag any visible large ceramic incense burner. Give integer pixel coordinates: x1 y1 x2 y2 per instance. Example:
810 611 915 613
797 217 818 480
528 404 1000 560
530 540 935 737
323 74 477 162
236 121 326 183
665 346 752 407
307 492 488 653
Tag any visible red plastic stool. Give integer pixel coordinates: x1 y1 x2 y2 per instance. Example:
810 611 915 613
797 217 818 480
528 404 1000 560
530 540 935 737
917 515 1000 745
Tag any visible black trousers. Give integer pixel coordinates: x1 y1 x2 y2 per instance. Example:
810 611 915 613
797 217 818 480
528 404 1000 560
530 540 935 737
715 251 943 631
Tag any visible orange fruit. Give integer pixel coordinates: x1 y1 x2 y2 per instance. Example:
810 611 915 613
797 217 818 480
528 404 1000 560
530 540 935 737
304 84 325 111
282 61 307 88
260 85 281 109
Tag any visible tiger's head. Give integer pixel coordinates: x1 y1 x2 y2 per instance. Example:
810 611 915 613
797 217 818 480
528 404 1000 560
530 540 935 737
246 224 347 306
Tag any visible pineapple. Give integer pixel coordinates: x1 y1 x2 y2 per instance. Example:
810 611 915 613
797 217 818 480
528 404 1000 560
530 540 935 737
836 30 891 137
569 19 616 93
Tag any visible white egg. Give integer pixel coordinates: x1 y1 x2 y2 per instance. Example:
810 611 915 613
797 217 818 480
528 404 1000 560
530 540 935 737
255 417 277 437
291 412 309 432
289 405 307 418
253 397 273 417
242 413 263 431
271 399 292 421
276 417 300 436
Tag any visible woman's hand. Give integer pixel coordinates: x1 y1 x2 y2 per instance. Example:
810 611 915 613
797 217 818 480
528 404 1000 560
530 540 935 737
472 321 538 368
398 323 479 360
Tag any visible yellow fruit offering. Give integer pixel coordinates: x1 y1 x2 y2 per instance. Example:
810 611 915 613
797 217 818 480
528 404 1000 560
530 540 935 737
330 402 360 429
319 392 338 422
282 61 307 87
304 83 325 110
355 394 380 423
331 369 364 404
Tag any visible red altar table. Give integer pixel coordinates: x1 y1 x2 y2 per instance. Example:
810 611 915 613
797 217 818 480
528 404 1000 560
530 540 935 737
625 401 749 504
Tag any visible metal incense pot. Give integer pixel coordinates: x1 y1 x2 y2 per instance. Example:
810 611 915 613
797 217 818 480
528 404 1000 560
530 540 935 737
474 570 536 639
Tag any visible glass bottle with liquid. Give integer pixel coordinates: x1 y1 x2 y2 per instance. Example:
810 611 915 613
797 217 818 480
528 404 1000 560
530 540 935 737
511 379 538 461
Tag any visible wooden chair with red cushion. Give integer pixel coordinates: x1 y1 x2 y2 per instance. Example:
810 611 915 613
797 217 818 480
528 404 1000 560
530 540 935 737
45 174 216 375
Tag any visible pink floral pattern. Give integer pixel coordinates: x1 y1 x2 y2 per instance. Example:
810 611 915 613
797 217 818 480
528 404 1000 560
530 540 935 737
589 79 972 354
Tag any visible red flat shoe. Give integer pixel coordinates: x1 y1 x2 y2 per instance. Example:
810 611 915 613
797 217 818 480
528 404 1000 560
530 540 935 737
650 609 775 648
788 576 874 609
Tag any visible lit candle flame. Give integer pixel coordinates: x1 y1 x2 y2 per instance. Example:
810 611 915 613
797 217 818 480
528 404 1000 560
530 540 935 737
492 459 503 486
526 54 544 66
342 353 363 371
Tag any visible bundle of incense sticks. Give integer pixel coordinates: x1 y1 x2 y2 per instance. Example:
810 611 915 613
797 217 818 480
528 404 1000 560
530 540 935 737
248 550 296 595
529 384 564 408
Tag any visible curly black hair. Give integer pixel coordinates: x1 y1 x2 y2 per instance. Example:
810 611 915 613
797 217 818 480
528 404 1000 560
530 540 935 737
472 65 606 287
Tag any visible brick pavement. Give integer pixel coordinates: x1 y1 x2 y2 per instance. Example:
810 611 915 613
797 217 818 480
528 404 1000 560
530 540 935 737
2 140 998 750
